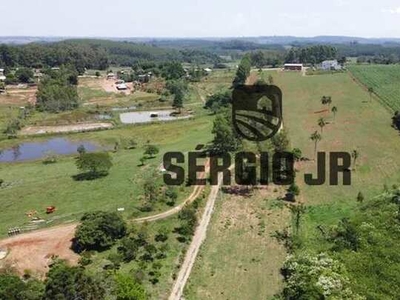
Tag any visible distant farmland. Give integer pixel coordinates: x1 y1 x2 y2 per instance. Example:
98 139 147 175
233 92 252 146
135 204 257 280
348 64 400 111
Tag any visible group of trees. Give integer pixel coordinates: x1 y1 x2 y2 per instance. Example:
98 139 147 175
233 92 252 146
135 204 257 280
249 50 284 68
36 66 80 112
0 40 223 72
285 45 338 64
232 55 251 87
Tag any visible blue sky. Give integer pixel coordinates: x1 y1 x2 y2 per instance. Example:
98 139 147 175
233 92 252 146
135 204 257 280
1 0 400 37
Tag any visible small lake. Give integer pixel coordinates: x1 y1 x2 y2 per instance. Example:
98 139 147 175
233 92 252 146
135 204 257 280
120 110 192 124
0 138 103 162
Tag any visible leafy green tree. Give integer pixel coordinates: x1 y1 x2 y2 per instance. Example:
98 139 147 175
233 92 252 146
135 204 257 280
272 129 290 152
0 274 44 300
77 144 86 155
74 211 127 251
210 113 240 154
144 145 159 158
161 62 185 80
44 260 105 300
115 274 148 300
15 67 34 83
75 152 113 177
155 227 169 242
357 191 364 203
204 90 231 110
292 148 302 161
232 56 251 87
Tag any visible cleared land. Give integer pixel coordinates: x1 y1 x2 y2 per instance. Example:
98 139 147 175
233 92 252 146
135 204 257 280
185 187 289 300
186 68 400 298
348 64 400 111
0 223 79 279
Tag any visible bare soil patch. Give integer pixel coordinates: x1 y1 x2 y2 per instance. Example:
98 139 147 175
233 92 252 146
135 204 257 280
0 86 37 106
0 224 79 278
20 122 113 135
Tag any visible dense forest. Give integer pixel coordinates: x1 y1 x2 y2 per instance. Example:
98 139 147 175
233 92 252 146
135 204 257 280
0 39 223 72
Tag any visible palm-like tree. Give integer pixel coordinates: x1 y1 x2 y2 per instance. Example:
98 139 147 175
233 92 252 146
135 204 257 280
318 117 326 133
331 106 338 121
351 149 360 169
326 96 332 107
310 131 322 158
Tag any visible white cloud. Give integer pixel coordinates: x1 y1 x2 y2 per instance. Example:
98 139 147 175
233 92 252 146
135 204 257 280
382 7 400 14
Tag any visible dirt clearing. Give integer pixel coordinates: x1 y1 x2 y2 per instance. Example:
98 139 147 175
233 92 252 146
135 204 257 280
20 122 113 135
0 224 79 278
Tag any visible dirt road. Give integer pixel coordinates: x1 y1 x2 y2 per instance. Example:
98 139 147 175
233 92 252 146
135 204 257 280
0 160 209 277
169 172 223 300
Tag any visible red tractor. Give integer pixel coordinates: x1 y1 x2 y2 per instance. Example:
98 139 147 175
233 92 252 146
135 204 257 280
46 206 56 214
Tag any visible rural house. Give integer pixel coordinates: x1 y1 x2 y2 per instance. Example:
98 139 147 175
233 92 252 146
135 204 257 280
321 60 341 70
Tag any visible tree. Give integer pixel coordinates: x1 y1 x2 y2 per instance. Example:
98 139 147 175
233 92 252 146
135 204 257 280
204 90 231 110
144 145 159 158
95 71 101 78
161 62 185 80
75 152 113 177
272 129 290 152
357 191 364 203
0 274 44 300
77 144 86 155
44 260 104 300
351 149 360 169
292 148 302 161
74 211 127 251
325 96 332 107
15 67 34 83
321 96 326 105
318 117 326 133
36 66 79 112
268 75 274 85
210 113 240 154
331 106 338 121
287 183 300 201
173 89 184 113
114 274 148 300
310 131 322 158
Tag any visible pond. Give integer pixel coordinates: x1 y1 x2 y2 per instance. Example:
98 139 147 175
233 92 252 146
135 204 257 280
120 110 192 124
0 138 104 162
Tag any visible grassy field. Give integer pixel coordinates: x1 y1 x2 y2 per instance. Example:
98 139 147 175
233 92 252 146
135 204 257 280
185 188 289 300
348 64 400 111
0 115 213 237
186 68 400 298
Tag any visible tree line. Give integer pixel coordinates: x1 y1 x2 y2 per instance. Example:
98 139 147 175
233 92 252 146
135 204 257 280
0 39 223 72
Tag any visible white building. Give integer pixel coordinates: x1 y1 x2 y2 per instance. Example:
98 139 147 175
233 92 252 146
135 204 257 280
0 68 6 81
321 60 341 70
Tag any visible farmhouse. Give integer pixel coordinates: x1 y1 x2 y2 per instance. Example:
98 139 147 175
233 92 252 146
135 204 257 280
284 63 303 71
321 60 341 70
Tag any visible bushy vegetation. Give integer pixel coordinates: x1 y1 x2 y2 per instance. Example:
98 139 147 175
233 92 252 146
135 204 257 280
36 66 79 112
74 211 127 251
